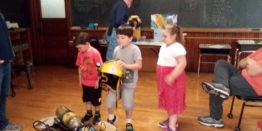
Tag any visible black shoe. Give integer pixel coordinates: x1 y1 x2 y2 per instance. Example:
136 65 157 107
201 82 230 99
126 123 134 131
93 113 101 124
107 115 118 125
82 112 93 123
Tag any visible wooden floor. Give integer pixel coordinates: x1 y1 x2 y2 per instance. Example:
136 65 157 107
8 66 262 131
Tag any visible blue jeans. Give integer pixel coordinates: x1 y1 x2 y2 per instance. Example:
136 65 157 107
105 29 117 61
0 62 11 129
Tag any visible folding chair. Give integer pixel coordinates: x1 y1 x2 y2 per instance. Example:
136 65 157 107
227 95 262 131
11 61 33 97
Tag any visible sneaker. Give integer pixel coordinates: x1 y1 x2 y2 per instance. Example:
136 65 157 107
93 113 101 124
201 82 230 99
162 126 176 131
107 115 118 125
82 112 93 123
1 123 22 131
198 116 224 128
126 123 134 131
159 118 169 128
159 119 179 129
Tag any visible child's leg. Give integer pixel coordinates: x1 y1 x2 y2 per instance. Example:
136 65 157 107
122 87 135 131
85 102 92 110
92 86 102 113
82 86 94 122
82 85 93 112
122 88 135 123
82 102 93 122
92 86 102 124
169 114 177 130
106 90 117 124
125 110 133 123
93 105 101 124
94 105 100 111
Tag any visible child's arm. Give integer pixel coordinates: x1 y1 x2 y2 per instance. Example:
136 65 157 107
94 52 103 89
78 67 82 87
165 55 187 86
117 59 142 70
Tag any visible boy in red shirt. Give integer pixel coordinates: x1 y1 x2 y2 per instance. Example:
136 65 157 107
75 32 103 124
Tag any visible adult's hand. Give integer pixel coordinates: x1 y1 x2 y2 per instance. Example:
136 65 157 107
246 58 262 76
0 60 4 64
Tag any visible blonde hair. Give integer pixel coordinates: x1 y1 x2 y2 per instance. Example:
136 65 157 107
162 24 185 45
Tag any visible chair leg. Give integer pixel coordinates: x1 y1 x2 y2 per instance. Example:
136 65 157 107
236 101 246 130
198 54 202 77
11 71 16 97
227 96 236 118
25 69 32 89
11 83 16 97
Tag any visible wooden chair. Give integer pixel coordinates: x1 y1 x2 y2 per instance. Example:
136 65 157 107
11 61 33 97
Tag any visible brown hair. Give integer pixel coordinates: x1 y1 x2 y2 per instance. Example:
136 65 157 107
162 24 185 45
74 32 91 45
116 24 134 37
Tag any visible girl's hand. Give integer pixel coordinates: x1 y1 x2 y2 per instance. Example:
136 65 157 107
0 60 4 64
165 74 174 86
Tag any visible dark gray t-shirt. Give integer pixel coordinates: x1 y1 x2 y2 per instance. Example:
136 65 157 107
113 44 142 88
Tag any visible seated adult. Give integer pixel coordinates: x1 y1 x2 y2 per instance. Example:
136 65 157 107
198 47 262 128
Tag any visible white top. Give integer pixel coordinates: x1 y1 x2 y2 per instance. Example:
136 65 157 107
157 42 186 66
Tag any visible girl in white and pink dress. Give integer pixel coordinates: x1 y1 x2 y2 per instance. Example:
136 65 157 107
157 24 187 131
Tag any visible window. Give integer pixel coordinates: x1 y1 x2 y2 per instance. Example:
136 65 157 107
40 0 65 18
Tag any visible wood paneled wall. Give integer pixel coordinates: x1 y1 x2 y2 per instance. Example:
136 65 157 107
28 0 71 65
27 0 262 70
184 28 262 72
68 28 262 72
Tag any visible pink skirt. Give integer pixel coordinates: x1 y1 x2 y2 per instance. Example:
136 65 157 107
156 65 186 115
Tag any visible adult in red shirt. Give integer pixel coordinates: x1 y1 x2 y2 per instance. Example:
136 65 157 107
75 32 103 125
198 48 262 128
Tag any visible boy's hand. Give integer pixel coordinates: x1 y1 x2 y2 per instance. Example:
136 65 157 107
117 60 127 68
94 80 99 89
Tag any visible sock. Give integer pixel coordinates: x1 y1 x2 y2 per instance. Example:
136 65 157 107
108 114 115 120
87 110 92 115
95 110 100 115
126 118 132 124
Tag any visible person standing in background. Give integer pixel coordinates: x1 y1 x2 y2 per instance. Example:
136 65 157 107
105 0 133 61
0 11 22 131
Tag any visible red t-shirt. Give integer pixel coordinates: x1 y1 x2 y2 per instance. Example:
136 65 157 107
242 48 262 96
75 47 103 87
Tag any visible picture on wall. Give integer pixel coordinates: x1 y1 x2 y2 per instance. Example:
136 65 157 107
150 13 178 41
